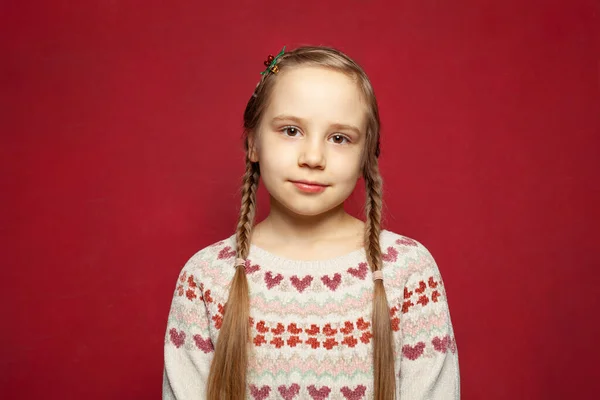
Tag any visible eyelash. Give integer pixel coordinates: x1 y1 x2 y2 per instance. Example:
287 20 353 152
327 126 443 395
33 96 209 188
280 126 351 144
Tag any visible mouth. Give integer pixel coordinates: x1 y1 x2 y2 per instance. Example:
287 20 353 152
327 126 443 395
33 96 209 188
291 180 328 186
290 180 329 193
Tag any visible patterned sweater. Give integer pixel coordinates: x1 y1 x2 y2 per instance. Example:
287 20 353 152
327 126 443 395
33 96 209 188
163 230 460 399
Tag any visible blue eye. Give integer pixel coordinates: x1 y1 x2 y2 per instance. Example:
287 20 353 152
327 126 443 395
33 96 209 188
330 134 350 144
282 126 300 137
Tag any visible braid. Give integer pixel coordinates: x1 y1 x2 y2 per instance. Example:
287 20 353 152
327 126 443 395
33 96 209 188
207 157 259 399
364 162 383 272
364 159 396 399
236 157 260 259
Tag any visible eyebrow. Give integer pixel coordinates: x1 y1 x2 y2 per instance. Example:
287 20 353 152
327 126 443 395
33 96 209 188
271 114 362 136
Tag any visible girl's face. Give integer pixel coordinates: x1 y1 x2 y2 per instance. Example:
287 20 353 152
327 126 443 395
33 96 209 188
250 66 367 217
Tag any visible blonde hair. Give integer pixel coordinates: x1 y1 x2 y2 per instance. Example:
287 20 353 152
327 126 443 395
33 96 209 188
207 46 395 399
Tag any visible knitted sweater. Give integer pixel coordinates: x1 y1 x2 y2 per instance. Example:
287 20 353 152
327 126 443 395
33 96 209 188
163 230 460 399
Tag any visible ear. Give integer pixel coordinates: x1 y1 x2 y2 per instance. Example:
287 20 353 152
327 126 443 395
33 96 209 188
247 132 259 162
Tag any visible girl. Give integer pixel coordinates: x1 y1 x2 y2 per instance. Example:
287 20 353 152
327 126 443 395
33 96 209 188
163 46 459 400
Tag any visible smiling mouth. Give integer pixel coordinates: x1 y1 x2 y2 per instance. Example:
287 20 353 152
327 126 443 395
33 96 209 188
290 180 329 193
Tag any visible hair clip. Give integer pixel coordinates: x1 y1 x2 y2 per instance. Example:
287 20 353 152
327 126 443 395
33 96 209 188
260 46 286 75
372 270 383 282
234 258 246 269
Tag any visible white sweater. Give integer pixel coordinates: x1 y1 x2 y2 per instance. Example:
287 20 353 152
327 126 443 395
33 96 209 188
163 230 460 399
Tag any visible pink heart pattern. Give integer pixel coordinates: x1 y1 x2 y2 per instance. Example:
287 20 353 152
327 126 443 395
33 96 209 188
218 246 236 259
169 328 186 348
402 341 426 360
192 334 214 353
382 246 398 262
278 383 300 399
307 385 331 400
340 385 367 399
432 335 457 354
265 271 284 289
250 384 271 400
321 273 341 291
290 275 313 293
347 262 368 280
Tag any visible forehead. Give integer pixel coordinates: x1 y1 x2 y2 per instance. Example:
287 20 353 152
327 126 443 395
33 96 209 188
263 66 367 131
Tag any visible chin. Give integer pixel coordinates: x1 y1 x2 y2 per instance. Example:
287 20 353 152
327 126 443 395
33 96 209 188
282 197 345 217
289 207 335 217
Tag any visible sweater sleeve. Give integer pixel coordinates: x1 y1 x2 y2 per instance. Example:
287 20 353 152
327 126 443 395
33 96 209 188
397 244 460 399
162 259 215 400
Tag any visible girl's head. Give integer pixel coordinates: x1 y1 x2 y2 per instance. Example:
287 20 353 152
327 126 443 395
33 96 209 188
247 61 374 217
246 46 381 185
208 46 395 400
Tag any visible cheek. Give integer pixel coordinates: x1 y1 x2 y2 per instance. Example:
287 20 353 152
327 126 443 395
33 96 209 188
257 140 293 172
330 151 363 182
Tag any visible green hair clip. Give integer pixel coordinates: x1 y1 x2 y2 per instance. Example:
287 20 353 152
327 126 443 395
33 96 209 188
260 46 286 75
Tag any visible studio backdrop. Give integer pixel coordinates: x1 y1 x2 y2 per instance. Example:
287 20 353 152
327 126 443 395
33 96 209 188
2 1 598 399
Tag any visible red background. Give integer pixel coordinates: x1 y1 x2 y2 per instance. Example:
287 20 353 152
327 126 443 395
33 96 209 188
2 1 599 399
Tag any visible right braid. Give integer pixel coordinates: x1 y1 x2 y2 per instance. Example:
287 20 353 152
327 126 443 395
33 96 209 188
207 157 259 399
236 157 260 259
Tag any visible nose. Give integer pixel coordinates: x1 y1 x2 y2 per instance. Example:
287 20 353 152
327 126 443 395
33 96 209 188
298 138 326 169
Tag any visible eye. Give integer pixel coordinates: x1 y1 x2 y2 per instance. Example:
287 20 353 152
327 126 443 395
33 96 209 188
281 126 301 137
329 134 350 144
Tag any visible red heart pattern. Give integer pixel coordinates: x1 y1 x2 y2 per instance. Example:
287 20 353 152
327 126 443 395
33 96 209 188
217 246 236 259
278 383 300 400
192 334 214 353
396 237 418 246
432 335 457 354
321 273 341 291
340 385 366 399
382 246 398 262
290 275 313 293
265 271 283 289
307 385 331 400
402 342 425 360
347 262 368 280
169 328 186 348
250 384 271 400
245 260 260 274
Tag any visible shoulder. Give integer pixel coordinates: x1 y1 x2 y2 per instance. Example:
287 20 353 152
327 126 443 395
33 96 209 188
380 230 438 265
379 230 443 283
380 230 452 312
176 234 238 284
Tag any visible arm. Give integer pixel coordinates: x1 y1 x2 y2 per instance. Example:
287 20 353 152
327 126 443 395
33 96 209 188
398 245 460 399
163 261 214 400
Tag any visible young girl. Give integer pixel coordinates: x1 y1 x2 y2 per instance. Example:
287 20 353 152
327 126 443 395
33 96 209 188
163 46 459 400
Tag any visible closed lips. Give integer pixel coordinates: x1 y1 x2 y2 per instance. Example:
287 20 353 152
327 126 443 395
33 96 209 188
291 180 328 186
